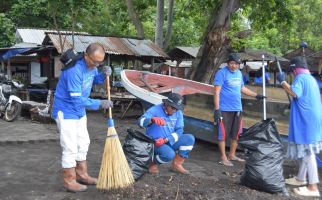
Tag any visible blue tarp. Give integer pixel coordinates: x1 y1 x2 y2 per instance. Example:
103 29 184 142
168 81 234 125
0 48 32 61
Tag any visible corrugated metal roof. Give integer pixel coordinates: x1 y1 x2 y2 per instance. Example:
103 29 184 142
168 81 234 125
105 37 134 55
283 48 320 71
309 51 322 58
240 49 288 62
45 34 130 55
283 47 315 59
44 33 169 59
15 28 88 45
168 46 200 60
121 38 168 58
176 46 200 57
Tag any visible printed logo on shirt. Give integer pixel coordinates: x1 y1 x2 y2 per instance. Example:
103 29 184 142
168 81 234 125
164 118 177 127
82 75 94 91
226 78 242 87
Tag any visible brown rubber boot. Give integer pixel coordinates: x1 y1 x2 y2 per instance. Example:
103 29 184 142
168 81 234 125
148 162 159 174
63 168 87 192
76 161 97 185
171 154 189 174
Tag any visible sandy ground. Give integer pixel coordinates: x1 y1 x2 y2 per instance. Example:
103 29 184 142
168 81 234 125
0 109 320 200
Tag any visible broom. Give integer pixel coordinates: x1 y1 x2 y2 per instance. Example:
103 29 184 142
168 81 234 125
96 75 134 190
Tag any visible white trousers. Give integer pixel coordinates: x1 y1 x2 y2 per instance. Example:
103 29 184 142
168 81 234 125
55 111 90 168
297 153 320 184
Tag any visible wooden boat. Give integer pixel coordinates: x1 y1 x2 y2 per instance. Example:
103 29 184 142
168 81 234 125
120 70 213 104
121 70 290 144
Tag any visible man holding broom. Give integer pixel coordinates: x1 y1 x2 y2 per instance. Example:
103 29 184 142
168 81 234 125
51 43 113 192
138 93 195 174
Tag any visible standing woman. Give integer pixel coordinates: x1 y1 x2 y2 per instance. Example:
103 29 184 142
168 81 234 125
277 56 322 197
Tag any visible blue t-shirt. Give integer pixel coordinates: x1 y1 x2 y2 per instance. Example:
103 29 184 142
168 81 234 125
254 73 270 84
138 104 184 145
243 74 250 84
288 74 322 144
51 58 106 119
213 67 244 111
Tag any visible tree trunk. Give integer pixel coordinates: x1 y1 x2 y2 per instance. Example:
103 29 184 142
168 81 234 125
163 0 175 49
155 0 164 48
126 0 145 38
49 2 66 53
187 0 241 84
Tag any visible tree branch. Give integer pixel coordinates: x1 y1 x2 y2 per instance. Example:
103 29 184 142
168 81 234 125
163 0 175 49
126 0 145 38
155 0 164 48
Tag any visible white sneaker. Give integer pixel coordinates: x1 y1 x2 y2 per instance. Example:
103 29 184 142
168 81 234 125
293 186 320 197
285 177 307 186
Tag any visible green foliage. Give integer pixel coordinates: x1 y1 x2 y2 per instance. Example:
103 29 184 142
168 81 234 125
230 0 322 54
0 13 15 47
10 0 52 28
246 0 292 30
167 0 218 49
9 0 103 30
81 1 135 37
47 0 104 30
0 0 18 13
285 0 322 51
81 0 216 49
1 0 321 54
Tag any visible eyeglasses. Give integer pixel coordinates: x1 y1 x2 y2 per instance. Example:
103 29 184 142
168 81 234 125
168 105 177 111
86 54 104 67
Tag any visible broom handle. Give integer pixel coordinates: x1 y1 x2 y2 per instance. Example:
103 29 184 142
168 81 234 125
262 55 266 120
275 57 292 104
106 76 112 119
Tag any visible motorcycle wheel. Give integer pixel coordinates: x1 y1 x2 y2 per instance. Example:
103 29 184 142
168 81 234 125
4 101 22 122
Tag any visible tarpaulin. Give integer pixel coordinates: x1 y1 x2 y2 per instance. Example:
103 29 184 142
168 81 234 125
0 48 32 61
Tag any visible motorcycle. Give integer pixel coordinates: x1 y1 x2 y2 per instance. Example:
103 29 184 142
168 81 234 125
0 74 24 122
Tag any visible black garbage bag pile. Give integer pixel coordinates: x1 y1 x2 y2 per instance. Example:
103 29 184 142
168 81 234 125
239 118 287 195
123 129 154 180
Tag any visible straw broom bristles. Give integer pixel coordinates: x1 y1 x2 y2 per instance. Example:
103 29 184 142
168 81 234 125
96 125 134 190
96 75 134 190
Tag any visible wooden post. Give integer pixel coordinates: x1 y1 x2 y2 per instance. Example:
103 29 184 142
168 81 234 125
7 59 11 79
175 59 181 77
107 55 111 66
28 62 31 85
125 59 128 69
1 61 4 73
151 58 155 72
132 60 136 70
47 49 53 90
47 90 54 114
48 56 52 89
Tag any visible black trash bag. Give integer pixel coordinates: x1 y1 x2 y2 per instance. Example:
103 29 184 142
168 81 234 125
123 128 154 180
239 118 287 195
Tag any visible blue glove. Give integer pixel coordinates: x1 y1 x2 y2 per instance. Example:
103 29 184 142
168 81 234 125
277 72 286 83
102 66 112 76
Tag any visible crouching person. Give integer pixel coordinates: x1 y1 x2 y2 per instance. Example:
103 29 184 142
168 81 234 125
138 93 195 174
